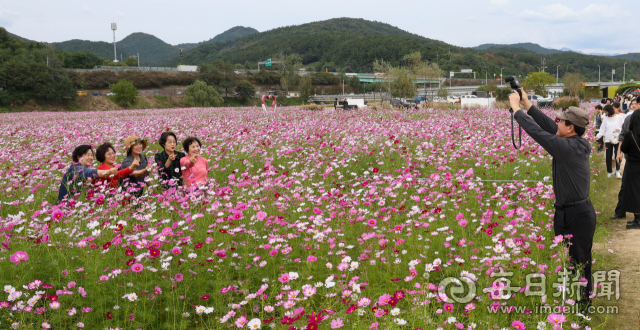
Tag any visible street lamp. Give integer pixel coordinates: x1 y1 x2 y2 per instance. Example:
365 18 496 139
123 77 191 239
556 65 560 84
500 67 504 87
624 62 627 83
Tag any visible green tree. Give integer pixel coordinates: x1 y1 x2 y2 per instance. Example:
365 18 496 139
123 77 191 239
562 73 582 97
183 80 223 107
437 84 449 98
109 79 138 108
197 62 223 87
235 80 255 101
522 72 555 96
213 59 237 97
348 76 360 93
298 74 313 103
274 52 302 94
124 56 138 67
390 68 416 98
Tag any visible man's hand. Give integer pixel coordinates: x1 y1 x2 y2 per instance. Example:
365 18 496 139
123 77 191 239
509 90 522 112
518 88 532 110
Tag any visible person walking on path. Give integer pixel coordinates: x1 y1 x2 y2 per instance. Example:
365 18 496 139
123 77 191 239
596 104 625 178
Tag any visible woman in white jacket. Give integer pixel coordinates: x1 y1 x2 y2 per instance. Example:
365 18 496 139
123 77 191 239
596 104 626 178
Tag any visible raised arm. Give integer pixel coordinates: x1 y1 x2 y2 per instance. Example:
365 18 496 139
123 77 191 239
514 111 570 159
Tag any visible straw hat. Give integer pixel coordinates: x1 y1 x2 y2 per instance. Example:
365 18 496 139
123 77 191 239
123 135 148 153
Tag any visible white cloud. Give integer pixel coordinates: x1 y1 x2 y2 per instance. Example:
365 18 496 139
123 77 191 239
115 10 125 17
0 5 18 17
519 3 626 22
81 5 92 14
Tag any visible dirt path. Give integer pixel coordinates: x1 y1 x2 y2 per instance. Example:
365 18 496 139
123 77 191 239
591 157 640 329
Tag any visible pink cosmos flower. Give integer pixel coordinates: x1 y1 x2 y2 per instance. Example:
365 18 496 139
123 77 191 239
174 273 184 282
367 219 377 226
369 322 379 330
547 313 566 324
278 273 290 283
377 294 392 306
172 247 181 255
307 256 317 262
512 320 526 329
77 322 84 328
331 318 344 329
458 219 468 227
10 251 28 264
235 314 248 328
313 207 322 215
256 211 267 220
131 263 143 273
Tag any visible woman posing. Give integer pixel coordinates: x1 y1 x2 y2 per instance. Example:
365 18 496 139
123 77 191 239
121 135 154 197
154 131 186 188
93 142 140 191
57 145 117 203
180 137 210 188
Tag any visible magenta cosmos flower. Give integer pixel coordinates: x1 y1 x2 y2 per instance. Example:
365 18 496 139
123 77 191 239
174 273 184 282
131 263 143 273
10 251 28 264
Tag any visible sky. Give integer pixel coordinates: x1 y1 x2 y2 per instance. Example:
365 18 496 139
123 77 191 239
1 0 637 54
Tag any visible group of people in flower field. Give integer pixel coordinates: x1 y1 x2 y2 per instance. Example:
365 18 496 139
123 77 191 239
593 95 640 228
57 131 210 203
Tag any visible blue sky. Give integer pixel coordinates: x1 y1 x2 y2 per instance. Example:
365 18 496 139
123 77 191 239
1 0 637 54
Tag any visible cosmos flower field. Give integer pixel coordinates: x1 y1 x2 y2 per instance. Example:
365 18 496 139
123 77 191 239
0 106 598 329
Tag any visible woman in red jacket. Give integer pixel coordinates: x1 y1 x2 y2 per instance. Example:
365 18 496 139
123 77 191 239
93 142 139 190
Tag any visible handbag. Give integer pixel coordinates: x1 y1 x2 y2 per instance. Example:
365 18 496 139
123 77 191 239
632 133 640 153
611 134 619 145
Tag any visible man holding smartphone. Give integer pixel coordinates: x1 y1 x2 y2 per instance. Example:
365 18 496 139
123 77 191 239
509 89 595 313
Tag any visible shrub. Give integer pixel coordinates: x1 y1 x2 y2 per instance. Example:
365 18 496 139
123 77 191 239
553 96 579 109
109 79 138 108
235 80 256 101
183 80 223 107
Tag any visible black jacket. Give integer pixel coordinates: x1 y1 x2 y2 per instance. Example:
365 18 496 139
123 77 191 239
154 150 186 186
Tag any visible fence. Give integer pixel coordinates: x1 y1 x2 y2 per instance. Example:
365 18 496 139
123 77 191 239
68 66 183 73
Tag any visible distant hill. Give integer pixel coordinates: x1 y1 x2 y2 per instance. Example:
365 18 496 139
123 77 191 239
117 32 177 66
161 17 640 81
615 53 640 62
475 43 563 55
51 39 132 63
176 26 258 51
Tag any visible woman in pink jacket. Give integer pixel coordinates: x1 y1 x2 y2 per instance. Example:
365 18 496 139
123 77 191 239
180 137 210 188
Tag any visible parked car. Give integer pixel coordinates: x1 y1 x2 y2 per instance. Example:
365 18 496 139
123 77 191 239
446 96 460 105
91 91 101 96
106 92 115 96
529 94 553 107
77 91 87 96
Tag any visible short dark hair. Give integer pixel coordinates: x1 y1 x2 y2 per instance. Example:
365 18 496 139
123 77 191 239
564 120 586 137
595 105 603 110
72 145 93 163
603 104 615 117
95 143 115 163
183 137 202 153
613 102 621 109
159 131 178 149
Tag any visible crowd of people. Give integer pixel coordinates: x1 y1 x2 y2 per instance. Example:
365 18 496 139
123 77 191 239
57 131 210 203
595 95 640 228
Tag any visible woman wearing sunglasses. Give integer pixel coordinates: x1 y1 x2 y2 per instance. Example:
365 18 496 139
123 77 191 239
120 135 154 197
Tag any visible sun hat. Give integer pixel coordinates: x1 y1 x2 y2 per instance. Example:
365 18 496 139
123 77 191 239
123 135 148 153
555 106 589 128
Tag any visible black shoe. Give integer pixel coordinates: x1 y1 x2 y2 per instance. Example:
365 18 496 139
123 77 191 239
611 214 626 220
626 221 640 229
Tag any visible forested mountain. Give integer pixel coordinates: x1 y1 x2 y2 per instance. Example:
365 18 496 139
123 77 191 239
162 17 640 81
474 43 563 55
176 26 258 51
50 39 131 63
117 33 177 66
615 53 640 62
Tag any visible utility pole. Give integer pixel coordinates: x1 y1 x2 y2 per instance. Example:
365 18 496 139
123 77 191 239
111 23 117 62
137 53 140 67
500 67 504 87
612 68 615 83
624 62 627 83
598 65 600 82
556 65 560 84
342 79 344 95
